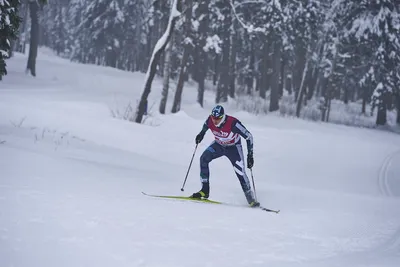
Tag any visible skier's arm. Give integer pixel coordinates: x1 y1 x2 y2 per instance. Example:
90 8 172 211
233 121 254 168
199 118 210 136
195 118 210 144
232 121 254 153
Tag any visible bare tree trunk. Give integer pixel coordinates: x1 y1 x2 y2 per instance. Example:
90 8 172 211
246 40 255 95
396 93 400 125
216 38 230 103
15 3 29 54
326 97 332 122
229 19 237 99
325 68 338 122
269 39 281 112
26 1 39 77
306 67 319 100
196 33 207 107
260 41 270 99
320 75 329 121
159 39 173 114
361 84 369 114
279 56 285 97
171 47 190 113
215 2 231 103
213 54 219 86
153 0 163 76
106 49 117 68
294 41 307 101
315 74 322 98
312 41 324 99
197 73 206 107
135 0 180 123
196 0 209 107
376 91 388 125
343 83 349 104
285 74 292 95
320 97 327 121
295 60 309 117
296 44 311 117
171 0 193 113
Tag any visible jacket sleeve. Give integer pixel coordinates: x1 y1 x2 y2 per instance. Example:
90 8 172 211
232 120 254 153
198 117 210 136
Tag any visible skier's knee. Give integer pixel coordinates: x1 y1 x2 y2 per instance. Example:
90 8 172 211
200 150 213 164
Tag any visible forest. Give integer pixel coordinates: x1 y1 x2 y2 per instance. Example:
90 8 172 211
1 0 400 128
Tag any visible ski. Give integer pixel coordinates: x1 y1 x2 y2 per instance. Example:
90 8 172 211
141 192 279 213
259 206 280 214
141 191 223 204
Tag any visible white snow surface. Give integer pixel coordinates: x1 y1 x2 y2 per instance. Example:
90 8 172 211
1 49 400 267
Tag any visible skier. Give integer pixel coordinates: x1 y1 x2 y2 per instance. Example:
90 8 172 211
191 105 260 207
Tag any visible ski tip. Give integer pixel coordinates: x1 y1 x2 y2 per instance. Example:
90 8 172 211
260 206 280 214
268 210 280 214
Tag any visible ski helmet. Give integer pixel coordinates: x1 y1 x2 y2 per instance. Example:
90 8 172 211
211 105 224 118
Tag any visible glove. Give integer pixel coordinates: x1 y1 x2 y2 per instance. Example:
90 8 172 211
247 151 254 169
195 133 204 144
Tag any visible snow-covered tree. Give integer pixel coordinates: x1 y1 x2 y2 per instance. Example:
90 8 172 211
135 0 181 123
160 37 173 114
40 0 72 56
71 0 125 67
288 0 323 116
171 0 194 113
19 0 400 127
214 0 232 103
117 0 148 71
0 0 21 80
340 0 400 125
193 0 211 107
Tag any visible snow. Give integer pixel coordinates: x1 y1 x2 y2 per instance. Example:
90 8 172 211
184 37 193 46
113 38 120 48
116 9 124 22
1 48 400 267
272 0 282 12
204 34 222 53
350 4 398 40
372 82 384 99
0 49 8 56
230 0 266 35
4 13 10 25
192 19 199 32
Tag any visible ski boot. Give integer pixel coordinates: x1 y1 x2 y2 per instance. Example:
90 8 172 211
245 190 260 207
190 182 209 199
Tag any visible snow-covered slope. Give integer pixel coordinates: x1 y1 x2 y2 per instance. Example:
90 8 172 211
1 50 400 267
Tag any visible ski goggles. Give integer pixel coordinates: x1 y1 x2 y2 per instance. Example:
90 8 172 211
211 114 224 124
211 114 223 119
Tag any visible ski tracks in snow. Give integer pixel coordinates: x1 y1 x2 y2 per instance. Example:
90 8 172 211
300 149 400 267
378 150 399 197
377 149 400 255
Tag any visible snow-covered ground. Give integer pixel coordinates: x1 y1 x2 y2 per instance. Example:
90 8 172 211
1 49 400 267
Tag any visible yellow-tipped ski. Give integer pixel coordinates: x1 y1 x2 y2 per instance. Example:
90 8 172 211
141 192 222 204
142 192 280 213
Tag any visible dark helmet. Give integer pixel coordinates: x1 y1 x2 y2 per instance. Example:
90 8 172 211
211 105 224 118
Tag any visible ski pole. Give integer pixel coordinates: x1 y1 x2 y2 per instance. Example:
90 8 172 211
181 144 198 191
250 168 257 202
